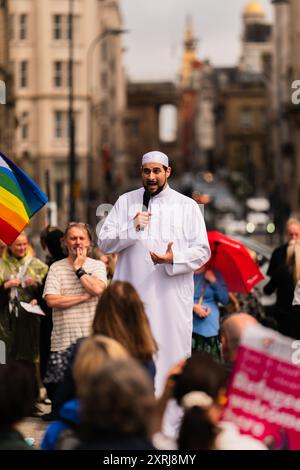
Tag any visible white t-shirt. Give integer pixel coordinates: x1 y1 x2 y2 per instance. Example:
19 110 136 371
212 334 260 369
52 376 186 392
43 257 107 351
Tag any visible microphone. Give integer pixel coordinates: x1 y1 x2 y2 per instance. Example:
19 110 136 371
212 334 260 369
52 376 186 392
142 190 151 211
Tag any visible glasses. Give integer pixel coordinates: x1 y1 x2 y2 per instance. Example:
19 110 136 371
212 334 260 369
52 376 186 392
67 222 90 228
65 222 93 240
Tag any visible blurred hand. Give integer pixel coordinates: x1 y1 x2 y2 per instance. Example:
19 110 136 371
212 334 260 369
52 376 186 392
24 277 36 287
204 269 217 284
134 211 151 231
193 304 210 318
4 278 21 289
161 359 186 401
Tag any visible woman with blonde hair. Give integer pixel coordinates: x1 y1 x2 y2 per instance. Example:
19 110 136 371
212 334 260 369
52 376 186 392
41 335 128 450
264 239 300 337
77 359 156 450
93 281 157 381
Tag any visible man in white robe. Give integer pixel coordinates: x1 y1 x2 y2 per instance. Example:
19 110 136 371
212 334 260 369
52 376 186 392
98 151 210 397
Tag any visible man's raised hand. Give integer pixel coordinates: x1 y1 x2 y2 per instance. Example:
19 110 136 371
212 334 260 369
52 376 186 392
150 241 174 265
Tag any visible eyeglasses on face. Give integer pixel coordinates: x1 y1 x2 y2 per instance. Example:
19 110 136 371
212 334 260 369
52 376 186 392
65 222 93 240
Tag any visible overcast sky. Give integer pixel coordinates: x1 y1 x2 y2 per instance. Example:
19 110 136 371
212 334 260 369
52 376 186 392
120 0 273 82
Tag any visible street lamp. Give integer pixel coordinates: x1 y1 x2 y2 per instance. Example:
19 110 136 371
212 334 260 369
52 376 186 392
271 0 290 243
68 0 76 222
86 28 128 224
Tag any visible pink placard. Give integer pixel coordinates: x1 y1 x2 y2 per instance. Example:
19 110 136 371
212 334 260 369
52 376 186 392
223 325 300 450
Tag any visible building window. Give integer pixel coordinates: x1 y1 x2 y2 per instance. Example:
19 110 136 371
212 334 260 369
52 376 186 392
20 61 28 88
20 111 29 140
54 111 64 139
53 61 63 87
55 180 64 209
240 108 253 129
53 61 71 88
19 14 27 40
9 14 15 40
128 119 140 138
52 14 77 40
101 41 108 61
53 14 62 39
54 111 78 139
101 71 108 90
67 14 73 40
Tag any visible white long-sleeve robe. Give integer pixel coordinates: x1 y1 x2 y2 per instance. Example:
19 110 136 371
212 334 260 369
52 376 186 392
98 185 210 395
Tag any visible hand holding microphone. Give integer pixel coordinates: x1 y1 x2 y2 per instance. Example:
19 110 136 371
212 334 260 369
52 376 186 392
135 190 151 231
134 211 151 231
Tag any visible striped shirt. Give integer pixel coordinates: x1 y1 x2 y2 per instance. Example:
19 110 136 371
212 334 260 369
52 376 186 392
43 257 107 352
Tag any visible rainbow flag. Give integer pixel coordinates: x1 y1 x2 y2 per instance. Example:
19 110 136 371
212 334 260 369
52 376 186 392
0 152 48 245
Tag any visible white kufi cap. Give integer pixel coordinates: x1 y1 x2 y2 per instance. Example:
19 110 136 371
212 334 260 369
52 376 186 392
142 151 169 167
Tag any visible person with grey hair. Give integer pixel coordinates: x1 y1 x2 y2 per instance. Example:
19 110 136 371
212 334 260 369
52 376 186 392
42 223 107 418
98 151 210 405
267 218 300 278
220 313 257 377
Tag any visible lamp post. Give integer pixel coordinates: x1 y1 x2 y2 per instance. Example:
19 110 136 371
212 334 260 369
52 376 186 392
86 28 127 224
68 0 76 222
271 0 290 243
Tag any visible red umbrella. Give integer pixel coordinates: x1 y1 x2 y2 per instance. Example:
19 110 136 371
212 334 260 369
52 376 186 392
206 231 264 294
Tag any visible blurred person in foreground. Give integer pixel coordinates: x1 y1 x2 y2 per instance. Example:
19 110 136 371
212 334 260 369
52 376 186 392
41 335 128 450
220 313 258 379
0 361 37 450
53 280 157 414
76 359 156 450
173 353 266 450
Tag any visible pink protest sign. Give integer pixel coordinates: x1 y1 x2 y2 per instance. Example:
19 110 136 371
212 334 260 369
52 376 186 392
223 324 300 450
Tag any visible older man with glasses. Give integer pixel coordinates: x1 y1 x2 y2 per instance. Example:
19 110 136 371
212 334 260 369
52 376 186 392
43 222 107 419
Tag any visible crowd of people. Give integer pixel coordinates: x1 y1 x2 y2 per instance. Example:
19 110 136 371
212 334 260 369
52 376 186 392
0 150 300 451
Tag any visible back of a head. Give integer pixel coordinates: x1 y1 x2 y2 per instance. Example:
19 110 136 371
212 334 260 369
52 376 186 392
80 358 155 440
174 353 226 450
73 335 129 396
174 352 226 405
93 281 157 361
44 228 65 261
221 313 257 362
0 361 37 428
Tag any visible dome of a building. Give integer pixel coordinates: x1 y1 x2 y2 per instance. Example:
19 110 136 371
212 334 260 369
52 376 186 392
244 1 265 17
